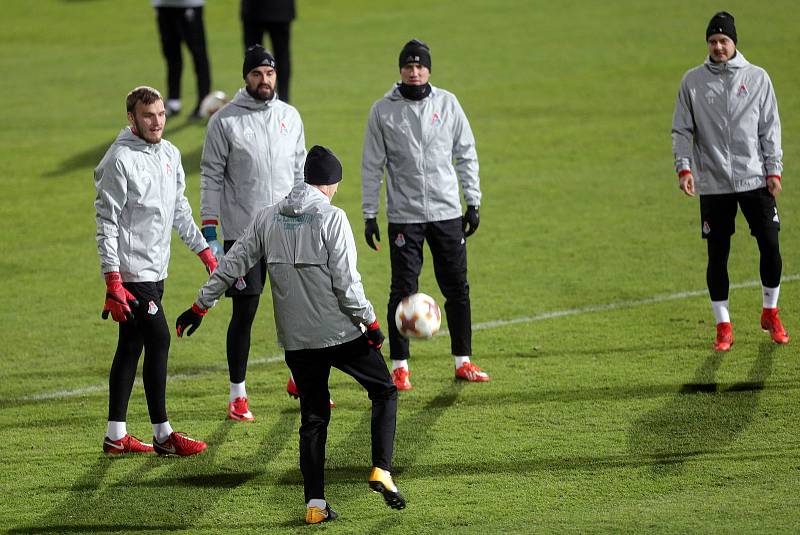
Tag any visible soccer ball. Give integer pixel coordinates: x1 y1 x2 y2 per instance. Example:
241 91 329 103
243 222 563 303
198 90 229 119
394 293 442 339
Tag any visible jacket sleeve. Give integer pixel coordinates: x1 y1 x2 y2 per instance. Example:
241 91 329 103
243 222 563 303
293 113 307 184
361 103 386 219
200 114 228 225
450 95 481 207
324 209 376 325
94 156 127 274
758 73 783 177
196 208 267 309
173 155 209 253
671 74 694 174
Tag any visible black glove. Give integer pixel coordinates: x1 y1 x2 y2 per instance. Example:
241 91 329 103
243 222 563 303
462 206 480 237
365 320 385 349
365 218 381 251
175 304 207 337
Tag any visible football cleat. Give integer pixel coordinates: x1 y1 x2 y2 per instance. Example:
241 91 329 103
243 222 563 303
391 367 412 391
227 396 255 421
287 376 336 408
103 434 154 455
306 504 338 524
368 467 406 510
153 432 207 457
713 322 733 351
761 308 789 344
455 361 490 382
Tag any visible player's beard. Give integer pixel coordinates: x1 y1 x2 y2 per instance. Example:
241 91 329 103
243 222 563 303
132 117 162 144
246 83 274 102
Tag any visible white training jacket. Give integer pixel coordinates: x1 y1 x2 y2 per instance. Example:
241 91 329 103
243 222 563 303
200 88 306 240
196 182 376 350
94 127 208 282
361 84 481 223
672 52 783 195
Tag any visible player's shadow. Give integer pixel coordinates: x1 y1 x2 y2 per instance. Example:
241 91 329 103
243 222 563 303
627 340 776 476
9 409 299 533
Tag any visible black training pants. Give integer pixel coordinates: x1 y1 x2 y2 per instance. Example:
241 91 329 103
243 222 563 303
242 21 291 102
387 217 472 359
156 6 211 108
285 336 398 503
108 281 170 425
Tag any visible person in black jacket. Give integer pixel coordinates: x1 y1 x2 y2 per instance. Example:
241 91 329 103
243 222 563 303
240 0 295 102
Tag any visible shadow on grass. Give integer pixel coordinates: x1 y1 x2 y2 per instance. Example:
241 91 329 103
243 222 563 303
9 409 298 533
627 340 776 476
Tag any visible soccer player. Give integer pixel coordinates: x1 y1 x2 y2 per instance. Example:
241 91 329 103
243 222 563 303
672 11 789 351
176 146 405 524
361 39 489 390
94 86 216 456
200 44 312 420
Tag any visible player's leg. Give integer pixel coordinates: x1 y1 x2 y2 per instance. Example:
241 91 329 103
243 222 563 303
427 218 488 381
741 188 789 343
155 7 183 116
700 194 737 351
242 20 265 50
331 337 404 510
285 348 334 522
265 22 291 102
179 5 211 117
387 222 425 389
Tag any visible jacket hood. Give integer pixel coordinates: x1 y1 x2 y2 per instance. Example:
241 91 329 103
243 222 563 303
231 87 279 110
384 82 439 101
704 51 749 73
115 126 162 152
280 182 329 217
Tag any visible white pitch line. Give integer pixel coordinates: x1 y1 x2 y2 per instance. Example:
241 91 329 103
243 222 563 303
16 275 799 402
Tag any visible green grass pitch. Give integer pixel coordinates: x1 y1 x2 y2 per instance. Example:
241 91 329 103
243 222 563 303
1 0 799 533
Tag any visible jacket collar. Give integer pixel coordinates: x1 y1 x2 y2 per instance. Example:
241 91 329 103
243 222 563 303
385 82 439 101
231 87 279 110
704 50 749 74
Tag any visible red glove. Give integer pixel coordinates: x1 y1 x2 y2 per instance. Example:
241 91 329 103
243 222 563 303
365 320 385 349
198 247 218 274
102 272 139 322
176 303 208 337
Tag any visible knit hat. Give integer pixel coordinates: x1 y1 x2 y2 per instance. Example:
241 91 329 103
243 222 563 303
304 146 342 185
398 39 431 71
706 11 737 44
243 45 276 78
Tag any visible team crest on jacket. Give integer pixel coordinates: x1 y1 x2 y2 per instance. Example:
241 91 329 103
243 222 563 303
431 111 441 125
147 300 159 315
280 120 287 135
737 84 749 97
235 277 247 291
166 163 172 175
702 221 711 235
395 233 406 247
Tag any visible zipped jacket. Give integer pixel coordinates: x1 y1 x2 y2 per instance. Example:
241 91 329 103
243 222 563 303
672 52 782 194
95 127 208 282
197 182 375 350
361 84 481 223
200 88 306 240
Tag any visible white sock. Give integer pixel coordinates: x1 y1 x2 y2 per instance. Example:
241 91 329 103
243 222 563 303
106 421 127 441
392 359 409 371
711 300 730 324
762 285 780 309
307 499 326 509
166 98 181 111
454 356 471 368
153 421 173 443
230 381 247 402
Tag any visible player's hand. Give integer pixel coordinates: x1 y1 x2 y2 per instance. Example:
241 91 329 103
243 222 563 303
462 205 480 237
198 247 218 275
365 320 385 349
175 304 207 337
678 172 695 197
202 223 225 262
365 218 381 251
767 175 782 197
102 272 139 322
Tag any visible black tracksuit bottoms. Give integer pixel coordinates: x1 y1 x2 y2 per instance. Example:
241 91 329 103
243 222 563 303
155 6 211 110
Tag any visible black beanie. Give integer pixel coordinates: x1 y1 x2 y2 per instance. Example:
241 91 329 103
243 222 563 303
243 45 276 78
304 146 342 186
398 39 432 71
706 11 737 44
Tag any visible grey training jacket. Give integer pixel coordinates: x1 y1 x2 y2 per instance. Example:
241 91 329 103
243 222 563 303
196 182 375 350
95 127 208 282
362 84 481 223
200 88 306 240
672 52 782 195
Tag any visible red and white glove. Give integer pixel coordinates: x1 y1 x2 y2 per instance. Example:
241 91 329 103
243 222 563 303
365 320 385 349
102 272 139 322
198 247 218 274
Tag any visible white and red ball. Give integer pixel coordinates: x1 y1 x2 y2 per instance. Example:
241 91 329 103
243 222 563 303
394 293 441 339
198 90 229 119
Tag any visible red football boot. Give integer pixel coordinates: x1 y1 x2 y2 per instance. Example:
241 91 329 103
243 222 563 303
103 434 154 455
761 308 789 344
153 432 207 457
714 322 733 351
